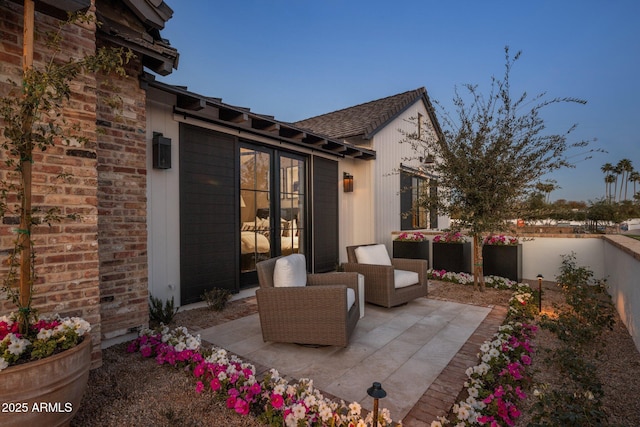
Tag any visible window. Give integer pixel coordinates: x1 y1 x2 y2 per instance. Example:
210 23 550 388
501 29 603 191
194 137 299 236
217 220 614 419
400 169 437 230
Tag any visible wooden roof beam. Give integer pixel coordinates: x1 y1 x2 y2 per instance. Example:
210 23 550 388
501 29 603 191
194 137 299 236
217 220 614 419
176 94 206 111
219 107 249 124
251 117 280 132
279 126 306 141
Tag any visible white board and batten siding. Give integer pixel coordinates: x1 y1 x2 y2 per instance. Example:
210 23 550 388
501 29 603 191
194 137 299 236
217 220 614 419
147 87 182 305
372 99 434 254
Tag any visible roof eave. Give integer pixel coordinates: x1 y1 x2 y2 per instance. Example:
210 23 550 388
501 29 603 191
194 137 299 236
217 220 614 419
142 74 376 160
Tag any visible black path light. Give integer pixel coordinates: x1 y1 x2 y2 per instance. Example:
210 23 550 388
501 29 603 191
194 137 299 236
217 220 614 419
367 382 387 427
536 274 544 312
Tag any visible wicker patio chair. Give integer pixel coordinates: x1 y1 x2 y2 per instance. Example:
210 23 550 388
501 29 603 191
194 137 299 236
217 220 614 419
343 244 428 308
255 255 360 347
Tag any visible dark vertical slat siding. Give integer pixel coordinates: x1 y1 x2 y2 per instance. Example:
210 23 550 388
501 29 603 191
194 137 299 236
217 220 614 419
180 124 237 304
312 157 338 272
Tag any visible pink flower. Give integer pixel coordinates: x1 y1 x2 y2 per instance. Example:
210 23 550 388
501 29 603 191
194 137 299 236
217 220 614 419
478 415 495 424
234 398 250 415
270 393 284 409
210 378 221 392
195 381 204 393
140 345 153 358
193 362 206 377
226 395 237 409
521 354 532 365
249 382 261 395
515 386 527 400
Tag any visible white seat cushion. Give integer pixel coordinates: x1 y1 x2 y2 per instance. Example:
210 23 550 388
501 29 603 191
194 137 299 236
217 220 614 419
273 254 307 287
394 269 420 289
347 288 356 311
354 244 392 266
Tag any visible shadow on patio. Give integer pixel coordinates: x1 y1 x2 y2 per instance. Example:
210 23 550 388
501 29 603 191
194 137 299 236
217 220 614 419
199 297 507 425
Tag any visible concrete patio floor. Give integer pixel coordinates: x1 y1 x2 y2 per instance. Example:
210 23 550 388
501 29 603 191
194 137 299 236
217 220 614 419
199 297 508 425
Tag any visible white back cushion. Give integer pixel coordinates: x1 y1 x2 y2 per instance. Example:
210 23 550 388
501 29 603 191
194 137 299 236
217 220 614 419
273 254 307 287
354 244 392 266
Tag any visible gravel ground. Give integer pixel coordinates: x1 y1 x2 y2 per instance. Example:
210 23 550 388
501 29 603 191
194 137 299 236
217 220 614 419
71 280 640 426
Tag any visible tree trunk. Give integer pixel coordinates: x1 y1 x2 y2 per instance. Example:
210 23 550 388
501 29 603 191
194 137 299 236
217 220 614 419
18 0 35 333
472 234 485 292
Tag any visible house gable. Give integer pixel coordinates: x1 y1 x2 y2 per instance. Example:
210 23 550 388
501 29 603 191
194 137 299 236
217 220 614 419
294 87 442 144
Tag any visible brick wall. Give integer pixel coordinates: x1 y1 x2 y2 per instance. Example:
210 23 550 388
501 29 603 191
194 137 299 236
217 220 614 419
0 3 102 365
95 43 149 346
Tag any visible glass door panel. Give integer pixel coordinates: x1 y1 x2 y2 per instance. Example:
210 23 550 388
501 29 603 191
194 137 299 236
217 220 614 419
279 155 304 256
240 147 272 273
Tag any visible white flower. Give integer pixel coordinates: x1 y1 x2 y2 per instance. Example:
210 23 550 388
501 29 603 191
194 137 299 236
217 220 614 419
304 394 318 408
291 403 306 419
318 402 333 421
468 386 479 398
456 403 470 420
37 328 53 340
7 336 29 356
0 358 8 370
185 335 200 350
348 401 361 415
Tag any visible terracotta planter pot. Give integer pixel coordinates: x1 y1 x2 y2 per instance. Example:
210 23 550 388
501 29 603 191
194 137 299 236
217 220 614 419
393 240 429 261
482 244 522 282
0 335 92 427
432 242 471 273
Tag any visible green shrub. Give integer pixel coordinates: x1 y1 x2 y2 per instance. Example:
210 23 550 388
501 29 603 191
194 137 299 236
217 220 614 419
531 253 614 426
201 288 232 312
149 295 179 325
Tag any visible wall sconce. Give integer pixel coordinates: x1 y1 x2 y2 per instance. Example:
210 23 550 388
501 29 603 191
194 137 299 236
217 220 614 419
536 274 544 312
153 132 171 169
343 172 354 193
367 382 387 427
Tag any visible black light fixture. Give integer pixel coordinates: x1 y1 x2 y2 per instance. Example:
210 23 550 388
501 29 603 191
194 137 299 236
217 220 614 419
367 382 387 427
343 172 353 193
152 132 171 169
536 274 544 312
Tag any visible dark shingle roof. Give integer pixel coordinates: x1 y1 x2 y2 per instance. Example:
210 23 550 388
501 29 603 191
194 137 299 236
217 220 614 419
294 88 431 140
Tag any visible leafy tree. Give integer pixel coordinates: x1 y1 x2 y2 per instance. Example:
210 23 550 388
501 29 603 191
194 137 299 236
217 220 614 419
400 47 592 290
0 9 131 332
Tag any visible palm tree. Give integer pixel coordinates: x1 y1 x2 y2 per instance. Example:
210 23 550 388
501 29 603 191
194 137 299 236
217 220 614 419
613 162 623 202
618 159 634 201
601 163 614 201
605 174 617 203
630 171 640 200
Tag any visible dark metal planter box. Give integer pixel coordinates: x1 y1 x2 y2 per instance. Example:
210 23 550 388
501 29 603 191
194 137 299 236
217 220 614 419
432 242 471 273
482 244 522 282
393 240 429 261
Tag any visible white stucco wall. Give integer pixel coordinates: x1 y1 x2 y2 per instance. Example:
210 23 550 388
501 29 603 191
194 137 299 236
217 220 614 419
520 237 605 281
603 236 640 351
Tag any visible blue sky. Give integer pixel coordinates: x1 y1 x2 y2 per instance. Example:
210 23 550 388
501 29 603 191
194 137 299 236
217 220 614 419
158 1 640 202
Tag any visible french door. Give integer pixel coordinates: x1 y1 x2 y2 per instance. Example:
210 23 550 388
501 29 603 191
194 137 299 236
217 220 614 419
239 145 305 285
